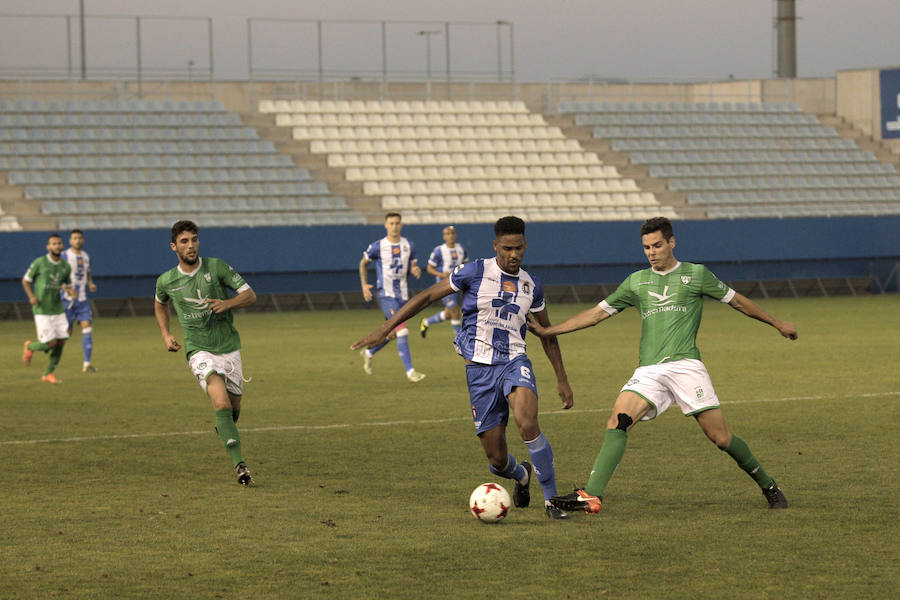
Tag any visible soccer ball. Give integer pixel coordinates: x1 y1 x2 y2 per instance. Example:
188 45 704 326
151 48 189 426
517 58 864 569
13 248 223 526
469 483 511 523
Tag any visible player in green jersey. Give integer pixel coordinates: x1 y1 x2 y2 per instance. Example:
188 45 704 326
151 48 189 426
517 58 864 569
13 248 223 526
154 220 258 486
22 233 76 383
530 217 797 512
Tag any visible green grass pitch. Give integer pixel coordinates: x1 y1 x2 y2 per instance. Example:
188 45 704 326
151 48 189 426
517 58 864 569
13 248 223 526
2 295 898 599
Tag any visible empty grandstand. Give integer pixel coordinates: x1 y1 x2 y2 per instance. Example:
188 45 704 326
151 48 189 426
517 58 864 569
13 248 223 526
558 100 900 218
260 99 676 223
0 99 364 230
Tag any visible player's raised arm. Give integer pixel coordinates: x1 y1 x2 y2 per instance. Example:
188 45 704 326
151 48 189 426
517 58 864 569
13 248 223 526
727 292 798 340
351 279 453 350
530 308 573 409
527 303 612 338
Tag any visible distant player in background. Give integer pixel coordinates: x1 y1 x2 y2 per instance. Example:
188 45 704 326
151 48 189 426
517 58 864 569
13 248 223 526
353 216 574 519
358 212 426 382
529 217 797 515
61 229 98 373
154 220 257 486
21 233 75 384
420 225 467 339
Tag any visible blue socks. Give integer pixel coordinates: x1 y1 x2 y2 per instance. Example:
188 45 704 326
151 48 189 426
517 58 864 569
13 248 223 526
525 433 557 502
396 331 414 372
82 327 93 365
425 311 447 327
489 453 528 482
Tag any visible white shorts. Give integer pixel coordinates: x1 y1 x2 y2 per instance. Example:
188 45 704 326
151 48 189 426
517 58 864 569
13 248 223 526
188 350 244 396
34 313 70 343
621 358 720 421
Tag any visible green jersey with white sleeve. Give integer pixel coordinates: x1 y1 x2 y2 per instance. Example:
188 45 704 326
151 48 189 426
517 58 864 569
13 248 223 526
599 261 735 367
24 255 72 315
154 257 250 359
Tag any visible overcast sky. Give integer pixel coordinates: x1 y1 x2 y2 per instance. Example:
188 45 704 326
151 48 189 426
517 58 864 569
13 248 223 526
1 1 897 82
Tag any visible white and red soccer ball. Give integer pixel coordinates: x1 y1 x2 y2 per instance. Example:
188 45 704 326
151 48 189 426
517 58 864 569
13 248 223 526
469 482 511 523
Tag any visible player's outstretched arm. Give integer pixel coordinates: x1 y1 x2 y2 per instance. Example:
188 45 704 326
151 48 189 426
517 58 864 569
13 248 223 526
531 308 573 409
351 279 454 350
527 304 611 338
154 299 181 352
728 292 798 340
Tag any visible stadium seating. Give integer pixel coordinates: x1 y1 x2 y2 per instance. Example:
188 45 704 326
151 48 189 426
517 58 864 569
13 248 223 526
263 99 671 223
0 99 365 229
560 101 900 218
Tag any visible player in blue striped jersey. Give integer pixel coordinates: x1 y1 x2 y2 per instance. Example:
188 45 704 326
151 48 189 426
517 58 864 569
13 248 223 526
358 212 425 382
420 225 467 339
61 229 98 372
353 216 574 519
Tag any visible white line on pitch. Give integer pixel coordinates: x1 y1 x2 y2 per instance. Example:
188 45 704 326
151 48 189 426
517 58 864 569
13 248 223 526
2 390 897 446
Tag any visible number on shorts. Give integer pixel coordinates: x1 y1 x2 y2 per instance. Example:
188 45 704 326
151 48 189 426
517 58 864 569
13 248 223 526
520 365 532 380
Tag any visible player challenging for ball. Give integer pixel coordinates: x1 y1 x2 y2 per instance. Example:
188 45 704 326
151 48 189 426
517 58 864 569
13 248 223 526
528 217 797 515
154 220 257 486
353 216 575 519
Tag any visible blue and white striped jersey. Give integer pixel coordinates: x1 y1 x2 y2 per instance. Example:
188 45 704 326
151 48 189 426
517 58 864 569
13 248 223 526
60 249 91 303
449 257 545 365
363 236 417 300
428 242 467 283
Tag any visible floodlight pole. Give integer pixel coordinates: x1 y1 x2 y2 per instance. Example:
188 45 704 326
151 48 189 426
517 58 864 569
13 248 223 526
418 30 441 99
79 0 86 79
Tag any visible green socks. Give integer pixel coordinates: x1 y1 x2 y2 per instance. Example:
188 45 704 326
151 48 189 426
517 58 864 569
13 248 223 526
585 428 628 497
215 408 244 466
44 344 63 376
723 435 774 489
28 341 51 352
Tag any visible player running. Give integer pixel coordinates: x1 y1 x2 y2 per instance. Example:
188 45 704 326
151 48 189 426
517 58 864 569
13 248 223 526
420 225 467 339
61 229 98 373
528 217 797 514
154 220 257 486
353 216 574 519
22 233 76 383
358 212 426 382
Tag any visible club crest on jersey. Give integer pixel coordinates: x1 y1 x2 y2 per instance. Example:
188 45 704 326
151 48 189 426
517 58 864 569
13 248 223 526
522 281 531 295
204 272 212 282
502 280 516 293
681 276 691 285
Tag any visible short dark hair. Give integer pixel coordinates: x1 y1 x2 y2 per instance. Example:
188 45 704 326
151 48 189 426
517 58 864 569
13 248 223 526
494 215 525 238
171 220 199 243
48 233 62 242
384 212 402 221
70 229 84 236
640 216 674 241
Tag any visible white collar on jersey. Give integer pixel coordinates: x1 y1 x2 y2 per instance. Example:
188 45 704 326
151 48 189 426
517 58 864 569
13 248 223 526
650 260 681 276
45 253 62 264
177 256 203 276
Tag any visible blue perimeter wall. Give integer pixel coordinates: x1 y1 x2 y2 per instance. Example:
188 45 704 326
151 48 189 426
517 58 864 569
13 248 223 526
1 216 898 302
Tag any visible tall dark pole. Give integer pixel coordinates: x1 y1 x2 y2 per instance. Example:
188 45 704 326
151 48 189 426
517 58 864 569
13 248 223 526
79 0 86 80
776 0 797 78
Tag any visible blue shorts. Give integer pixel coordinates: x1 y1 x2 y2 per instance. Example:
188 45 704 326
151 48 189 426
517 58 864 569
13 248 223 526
65 299 92 325
441 292 460 310
375 294 407 321
466 355 538 435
